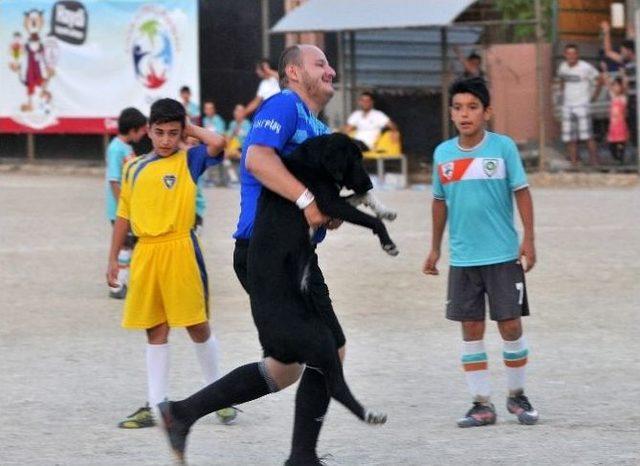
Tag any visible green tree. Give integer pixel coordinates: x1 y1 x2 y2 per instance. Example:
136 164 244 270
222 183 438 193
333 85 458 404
494 0 554 42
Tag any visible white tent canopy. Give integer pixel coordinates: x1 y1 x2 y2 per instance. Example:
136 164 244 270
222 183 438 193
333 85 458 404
271 0 477 33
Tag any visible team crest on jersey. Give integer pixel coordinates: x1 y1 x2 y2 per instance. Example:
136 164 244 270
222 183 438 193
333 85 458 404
441 162 454 180
483 159 499 177
162 174 176 189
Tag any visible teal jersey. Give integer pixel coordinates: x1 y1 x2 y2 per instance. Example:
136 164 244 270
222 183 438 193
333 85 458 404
202 114 226 134
432 131 528 266
105 137 134 221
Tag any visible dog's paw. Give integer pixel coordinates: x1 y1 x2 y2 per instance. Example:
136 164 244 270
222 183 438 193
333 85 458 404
364 409 387 425
378 210 397 222
383 243 399 256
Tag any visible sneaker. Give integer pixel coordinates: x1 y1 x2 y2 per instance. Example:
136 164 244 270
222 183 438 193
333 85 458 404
507 394 539 425
109 284 127 300
285 453 332 465
457 402 497 428
117 404 155 429
158 401 190 464
216 406 239 425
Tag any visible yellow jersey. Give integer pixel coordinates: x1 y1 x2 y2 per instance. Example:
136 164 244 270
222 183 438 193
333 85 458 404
117 145 220 237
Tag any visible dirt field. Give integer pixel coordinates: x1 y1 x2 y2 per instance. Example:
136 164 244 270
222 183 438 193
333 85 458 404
0 173 638 466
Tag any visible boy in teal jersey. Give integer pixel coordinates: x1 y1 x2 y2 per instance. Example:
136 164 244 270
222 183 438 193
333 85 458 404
105 107 147 299
423 78 539 428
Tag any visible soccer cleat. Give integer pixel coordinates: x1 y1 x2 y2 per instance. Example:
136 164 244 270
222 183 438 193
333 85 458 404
109 284 127 300
158 401 190 464
364 409 387 425
117 404 155 429
216 406 239 425
457 402 497 428
507 394 539 425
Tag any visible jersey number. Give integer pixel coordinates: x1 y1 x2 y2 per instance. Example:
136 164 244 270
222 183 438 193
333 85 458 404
515 282 524 305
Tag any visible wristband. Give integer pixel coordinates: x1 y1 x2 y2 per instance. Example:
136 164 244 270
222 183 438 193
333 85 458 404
295 189 315 210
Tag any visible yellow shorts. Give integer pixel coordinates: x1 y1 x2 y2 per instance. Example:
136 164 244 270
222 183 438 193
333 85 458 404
122 231 209 329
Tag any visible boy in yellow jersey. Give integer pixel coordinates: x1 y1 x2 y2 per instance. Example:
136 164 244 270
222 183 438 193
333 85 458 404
107 98 236 428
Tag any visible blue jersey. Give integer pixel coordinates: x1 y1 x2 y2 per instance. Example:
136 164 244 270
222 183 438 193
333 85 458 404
432 131 528 267
233 90 330 240
105 136 134 221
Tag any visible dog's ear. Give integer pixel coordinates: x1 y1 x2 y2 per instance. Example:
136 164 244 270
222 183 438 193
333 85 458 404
320 134 352 183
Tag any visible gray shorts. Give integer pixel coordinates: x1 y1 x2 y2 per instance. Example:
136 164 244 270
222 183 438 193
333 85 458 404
446 260 529 322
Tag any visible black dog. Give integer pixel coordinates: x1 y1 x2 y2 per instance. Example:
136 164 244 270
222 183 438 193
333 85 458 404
247 133 395 424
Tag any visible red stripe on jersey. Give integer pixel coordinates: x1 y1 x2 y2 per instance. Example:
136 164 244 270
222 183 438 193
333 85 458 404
439 158 474 185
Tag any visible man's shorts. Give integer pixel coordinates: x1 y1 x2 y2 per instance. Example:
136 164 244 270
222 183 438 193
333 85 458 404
122 231 209 329
562 105 592 142
233 239 346 349
446 259 529 322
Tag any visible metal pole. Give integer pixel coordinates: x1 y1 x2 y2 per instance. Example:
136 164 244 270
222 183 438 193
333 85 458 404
337 31 347 126
261 0 270 59
635 7 640 171
348 31 356 113
535 0 547 172
26 133 35 161
440 27 449 141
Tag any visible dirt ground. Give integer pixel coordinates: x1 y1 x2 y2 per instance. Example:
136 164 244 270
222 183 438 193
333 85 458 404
0 173 638 466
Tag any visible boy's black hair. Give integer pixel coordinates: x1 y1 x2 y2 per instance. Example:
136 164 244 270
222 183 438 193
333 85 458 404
448 77 490 108
149 98 186 128
622 39 635 53
360 91 375 100
468 51 482 61
118 107 147 135
179 85 191 94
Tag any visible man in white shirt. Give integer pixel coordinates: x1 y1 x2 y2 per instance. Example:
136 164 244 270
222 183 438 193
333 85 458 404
342 91 397 151
243 58 280 117
557 44 600 166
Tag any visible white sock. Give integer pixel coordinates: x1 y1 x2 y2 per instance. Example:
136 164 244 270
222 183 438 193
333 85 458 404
461 340 491 402
194 335 221 385
146 343 170 414
503 336 528 396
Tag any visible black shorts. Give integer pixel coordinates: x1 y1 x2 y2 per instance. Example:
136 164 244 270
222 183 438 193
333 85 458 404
446 260 529 322
233 239 346 350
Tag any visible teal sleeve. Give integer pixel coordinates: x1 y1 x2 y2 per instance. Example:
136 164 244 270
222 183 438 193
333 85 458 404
503 137 528 190
432 149 445 199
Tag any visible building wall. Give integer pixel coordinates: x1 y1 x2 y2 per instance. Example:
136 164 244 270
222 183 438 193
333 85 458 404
487 43 557 143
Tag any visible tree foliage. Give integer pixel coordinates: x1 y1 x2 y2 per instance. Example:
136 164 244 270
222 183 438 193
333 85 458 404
494 0 554 42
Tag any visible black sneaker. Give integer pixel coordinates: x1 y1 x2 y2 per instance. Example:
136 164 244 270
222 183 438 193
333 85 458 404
284 453 333 465
507 393 539 425
158 401 190 464
457 401 497 428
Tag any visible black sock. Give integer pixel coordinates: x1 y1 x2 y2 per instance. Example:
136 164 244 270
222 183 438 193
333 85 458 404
289 368 331 461
172 361 277 426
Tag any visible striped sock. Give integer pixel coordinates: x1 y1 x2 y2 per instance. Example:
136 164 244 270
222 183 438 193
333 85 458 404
503 337 528 396
461 340 491 402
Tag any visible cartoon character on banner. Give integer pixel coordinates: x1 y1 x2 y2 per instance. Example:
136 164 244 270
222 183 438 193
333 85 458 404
8 9 57 113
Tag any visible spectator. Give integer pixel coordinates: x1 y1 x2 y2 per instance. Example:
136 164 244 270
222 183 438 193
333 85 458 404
601 64 629 164
180 85 200 124
226 104 252 152
202 100 226 134
557 44 600 167
453 45 486 80
243 58 280 117
341 91 397 152
601 21 636 146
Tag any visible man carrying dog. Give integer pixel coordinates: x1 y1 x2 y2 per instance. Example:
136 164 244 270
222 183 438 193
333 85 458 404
158 45 382 465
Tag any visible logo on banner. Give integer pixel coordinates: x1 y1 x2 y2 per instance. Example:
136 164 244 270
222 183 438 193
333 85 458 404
50 1 88 45
127 5 178 90
441 162 454 181
163 174 177 189
482 159 499 177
